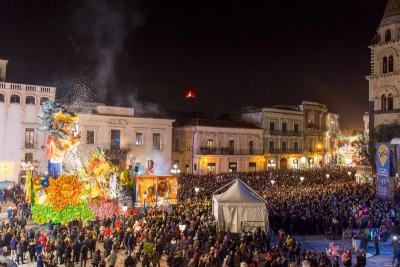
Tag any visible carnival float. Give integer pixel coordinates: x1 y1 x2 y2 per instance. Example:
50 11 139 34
26 101 178 225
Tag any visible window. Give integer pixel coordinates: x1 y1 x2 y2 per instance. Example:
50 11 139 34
0 94 4 102
282 122 287 134
40 97 50 105
87 131 94 144
152 133 161 150
25 96 35 105
228 140 235 155
292 159 298 169
206 139 214 148
309 139 314 153
294 123 299 135
388 94 394 110
194 164 197 171
228 162 237 172
294 141 299 153
25 153 33 163
25 128 34 148
186 140 191 151
269 141 274 153
185 164 189 173
389 55 394 72
135 133 143 146
174 138 179 151
269 122 275 134
207 163 216 173
383 57 388 73
382 94 387 110
249 162 256 171
10 94 20 103
111 130 121 150
282 141 287 153
249 141 254 155
385 29 391 41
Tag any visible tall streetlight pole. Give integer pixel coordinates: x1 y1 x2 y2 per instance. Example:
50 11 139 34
171 164 180 175
178 222 186 267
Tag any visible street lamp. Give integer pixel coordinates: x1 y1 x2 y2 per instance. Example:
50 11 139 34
171 164 181 175
143 192 147 209
326 174 330 179
194 187 199 200
300 176 304 183
271 180 275 186
178 221 186 260
122 205 128 232
348 171 351 177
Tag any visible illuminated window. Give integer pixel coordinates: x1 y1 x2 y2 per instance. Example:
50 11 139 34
0 93 4 102
25 128 35 148
388 94 394 110
40 97 50 105
25 96 35 105
206 140 213 148
389 55 394 72
385 29 392 41
383 57 388 73
135 133 143 146
186 140 191 150
10 94 20 103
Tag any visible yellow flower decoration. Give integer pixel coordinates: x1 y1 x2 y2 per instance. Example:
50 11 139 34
44 174 84 211
33 215 39 220
33 177 42 186
37 216 46 225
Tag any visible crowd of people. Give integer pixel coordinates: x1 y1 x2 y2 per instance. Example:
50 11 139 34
1 166 399 267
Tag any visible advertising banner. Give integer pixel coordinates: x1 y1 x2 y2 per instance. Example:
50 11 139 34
376 142 390 199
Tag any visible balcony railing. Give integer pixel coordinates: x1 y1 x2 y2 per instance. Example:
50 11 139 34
195 146 264 155
268 130 302 136
21 141 37 149
267 148 302 154
306 125 329 131
101 143 131 151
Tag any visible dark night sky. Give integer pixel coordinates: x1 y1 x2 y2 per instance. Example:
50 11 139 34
0 0 388 129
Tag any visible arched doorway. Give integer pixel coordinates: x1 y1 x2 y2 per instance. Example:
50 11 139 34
280 158 287 169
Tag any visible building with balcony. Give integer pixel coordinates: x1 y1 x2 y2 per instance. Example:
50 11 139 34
300 101 339 167
76 104 174 175
172 118 264 174
235 101 339 169
0 59 56 183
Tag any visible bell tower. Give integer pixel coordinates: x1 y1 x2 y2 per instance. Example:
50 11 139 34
367 0 400 131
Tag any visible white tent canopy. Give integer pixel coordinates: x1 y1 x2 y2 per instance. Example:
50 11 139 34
213 179 269 233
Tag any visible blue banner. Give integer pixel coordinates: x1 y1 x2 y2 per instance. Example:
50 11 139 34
376 142 390 199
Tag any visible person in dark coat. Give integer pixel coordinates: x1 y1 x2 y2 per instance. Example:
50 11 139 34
73 240 81 264
55 240 64 264
81 243 89 267
124 254 134 267
92 250 101 267
28 239 37 262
